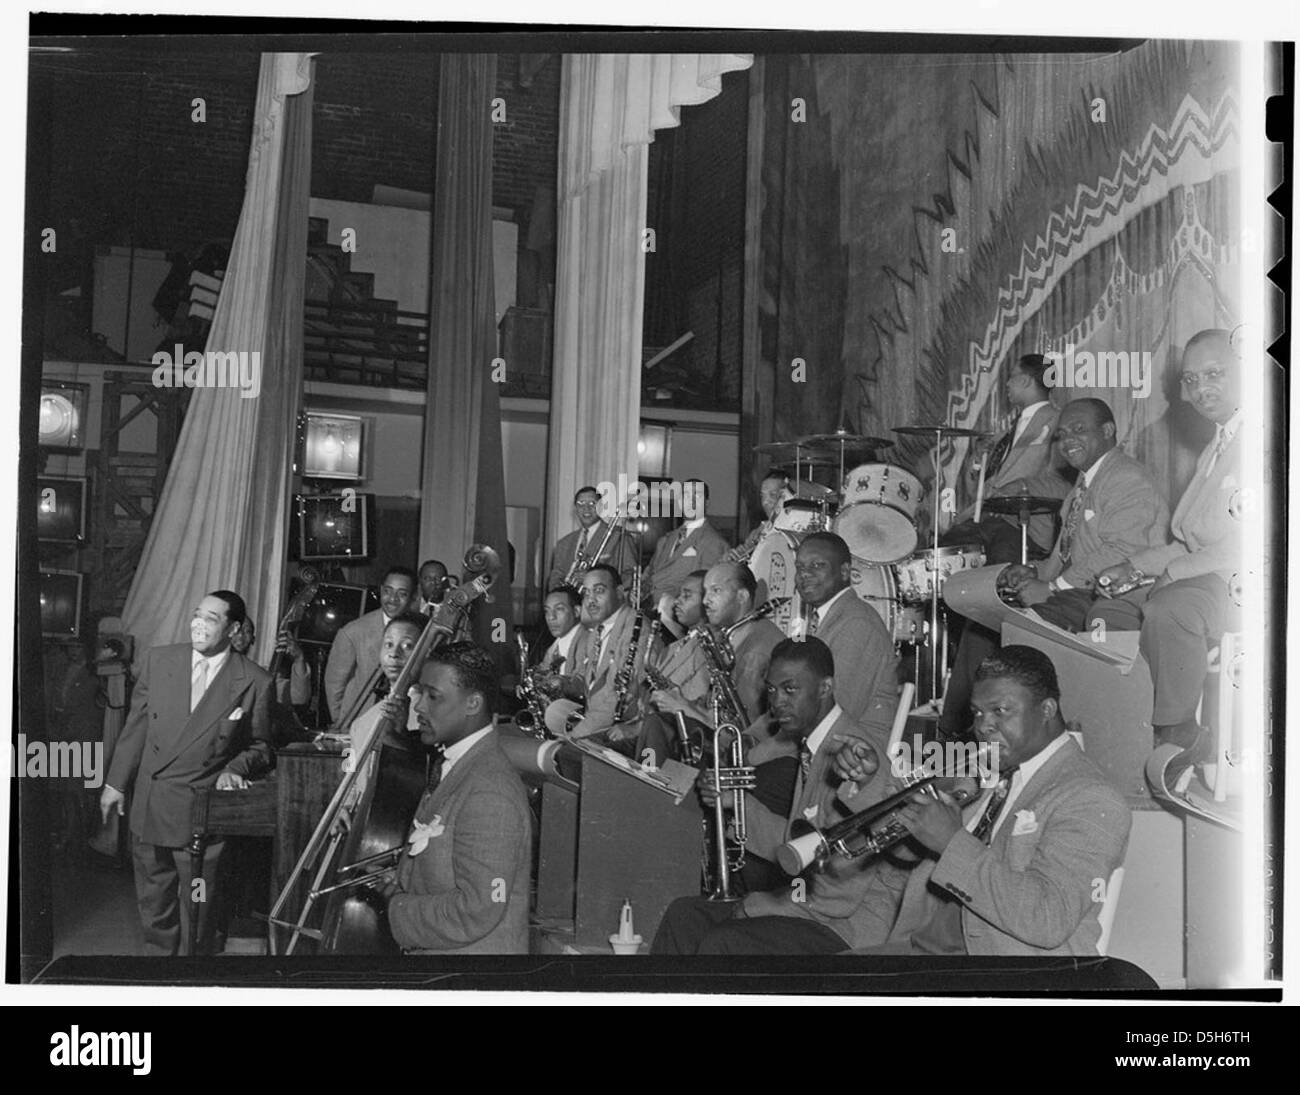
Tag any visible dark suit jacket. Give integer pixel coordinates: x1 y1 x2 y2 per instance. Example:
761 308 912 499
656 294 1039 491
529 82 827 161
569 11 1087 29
1037 448 1170 588
885 735 1131 956
106 643 274 848
741 708 905 949
323 608 386 723
645 521 729 605
546 520 637 591
806 589 900 741
388 729 533 954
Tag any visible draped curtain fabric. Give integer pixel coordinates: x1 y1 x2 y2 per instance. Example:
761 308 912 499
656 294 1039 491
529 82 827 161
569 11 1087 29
750 41 1238 512
122 53 314 665
546 53 752 556
417 54 514 650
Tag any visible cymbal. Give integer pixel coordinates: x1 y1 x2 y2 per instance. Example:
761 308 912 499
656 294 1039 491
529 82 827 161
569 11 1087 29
752 441 804 456
787 482 837 501
892 424 988 439
980 494 1062 516
797 430 893 450
770 454 840 469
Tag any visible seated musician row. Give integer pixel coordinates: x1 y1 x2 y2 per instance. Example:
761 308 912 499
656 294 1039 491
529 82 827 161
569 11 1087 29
939 328 1242 764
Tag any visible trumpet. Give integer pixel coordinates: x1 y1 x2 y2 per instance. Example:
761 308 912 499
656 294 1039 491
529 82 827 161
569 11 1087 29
706 693 755 902
776 767 980 875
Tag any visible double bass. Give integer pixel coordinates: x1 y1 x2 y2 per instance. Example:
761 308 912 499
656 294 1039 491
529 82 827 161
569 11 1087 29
268 545 500 955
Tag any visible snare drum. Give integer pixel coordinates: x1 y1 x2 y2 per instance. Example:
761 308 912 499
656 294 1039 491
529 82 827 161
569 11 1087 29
748 530 801 633
773 498 830 535
834 464 924 563
893 544 987 603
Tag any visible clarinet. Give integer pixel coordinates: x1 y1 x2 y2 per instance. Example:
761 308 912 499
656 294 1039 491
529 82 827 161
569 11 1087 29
610 561 647 725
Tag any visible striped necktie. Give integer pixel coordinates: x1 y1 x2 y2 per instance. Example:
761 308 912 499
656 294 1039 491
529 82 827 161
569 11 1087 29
971 771 1017 843
587 624 605 687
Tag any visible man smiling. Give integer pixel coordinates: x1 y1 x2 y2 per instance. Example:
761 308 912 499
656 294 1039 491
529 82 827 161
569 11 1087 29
101 590 273 954
323 564 417 724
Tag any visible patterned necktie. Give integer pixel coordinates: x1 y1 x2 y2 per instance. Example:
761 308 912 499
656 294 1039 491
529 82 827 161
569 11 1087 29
1205 426 1231 478
1057 487 1084 568
190 657 208 713
971 771 1017 843
805 608 821 638
425 747 446 793
799 742 813 779
984 412 1020 480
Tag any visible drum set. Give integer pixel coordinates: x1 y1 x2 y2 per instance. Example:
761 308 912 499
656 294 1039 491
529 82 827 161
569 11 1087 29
747 424 990 705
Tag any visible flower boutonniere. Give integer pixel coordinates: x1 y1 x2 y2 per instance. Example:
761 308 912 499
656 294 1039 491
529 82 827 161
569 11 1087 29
407 815 445 856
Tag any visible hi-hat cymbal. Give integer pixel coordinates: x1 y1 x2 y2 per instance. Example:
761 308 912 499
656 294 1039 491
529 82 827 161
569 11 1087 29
892 424 988 439
797 430 893 450
980 494 1062 516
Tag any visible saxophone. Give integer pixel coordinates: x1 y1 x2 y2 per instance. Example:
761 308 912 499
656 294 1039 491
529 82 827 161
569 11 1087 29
514 633 552 740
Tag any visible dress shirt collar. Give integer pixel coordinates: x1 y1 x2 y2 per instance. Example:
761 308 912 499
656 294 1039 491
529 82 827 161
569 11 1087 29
554 624 581 664
1013 400 1049 440
812 585 852 621
192 646 231 679
1216 410 1242 446
442 723 494 777
681 517 705 532
593 605 629 652
982 730 1071 840
1079 447 1113 489
805 703 843 758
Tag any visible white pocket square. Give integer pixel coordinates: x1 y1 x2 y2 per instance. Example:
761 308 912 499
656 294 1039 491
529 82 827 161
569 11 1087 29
803 804 819 822
1083 508 1096 522
682 546 698 557
1011 810 1038 836
227 706 244 721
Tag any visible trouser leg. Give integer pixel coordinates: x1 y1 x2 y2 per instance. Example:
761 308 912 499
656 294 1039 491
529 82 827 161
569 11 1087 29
1140 576 1227 727
697 915 848 955
131 836 182 956
650 895 740 955
939 622 999 735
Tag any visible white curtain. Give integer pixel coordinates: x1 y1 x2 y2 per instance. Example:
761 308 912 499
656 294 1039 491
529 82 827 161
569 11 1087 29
546 53 752 554
122 53 314 664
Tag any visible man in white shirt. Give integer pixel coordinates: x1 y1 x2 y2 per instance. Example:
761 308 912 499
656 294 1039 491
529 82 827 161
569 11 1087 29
850 646 1130 956
540 586 583 672
643 479 729 614
944 354 1071 562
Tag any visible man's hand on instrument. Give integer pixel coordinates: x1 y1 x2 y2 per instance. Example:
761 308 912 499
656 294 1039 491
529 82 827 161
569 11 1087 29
695 768 734 811
363 867 399 903
1015 579 1053 606
276 629 304 663
99 784 125 823
649 686 683 712
897 788 964 854
1095 560 1139 593
379 694 407 723
605 723 638 745
998 563 1037 593
216 770 249 791
830 733 881 784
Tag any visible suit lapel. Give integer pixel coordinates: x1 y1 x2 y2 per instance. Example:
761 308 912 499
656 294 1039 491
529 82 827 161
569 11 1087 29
158 650 246 768
989 736 1081 851
430 730 496 809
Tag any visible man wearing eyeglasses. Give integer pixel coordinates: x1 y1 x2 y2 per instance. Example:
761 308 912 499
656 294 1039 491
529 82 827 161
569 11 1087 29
545 485 637 593
1094 329 1244 753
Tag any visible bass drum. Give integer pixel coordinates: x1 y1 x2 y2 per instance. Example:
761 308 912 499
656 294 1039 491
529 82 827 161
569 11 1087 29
835 464 924 564
748 529 801 634
849 556 923 645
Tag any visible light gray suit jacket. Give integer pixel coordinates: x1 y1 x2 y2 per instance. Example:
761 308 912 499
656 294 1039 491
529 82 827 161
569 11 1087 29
1037 449 1170 588
546 520 638 591
388 729 533 954
645 521 730 605
968 402 1073 549
566 605 662 731
884 735 1131 956
808 590 900 741
323 608 386 723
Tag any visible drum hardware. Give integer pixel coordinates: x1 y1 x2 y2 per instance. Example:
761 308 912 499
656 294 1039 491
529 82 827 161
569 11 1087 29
979 493 1061 565
797 428 893 498
891 424 989 704
894 545 986 604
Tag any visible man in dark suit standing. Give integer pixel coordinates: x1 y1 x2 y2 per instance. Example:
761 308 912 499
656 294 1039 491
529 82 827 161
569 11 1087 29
323 564 417 724
100 590 274 955
378 643 533 954
945 353 1072 562
643 479 730 614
